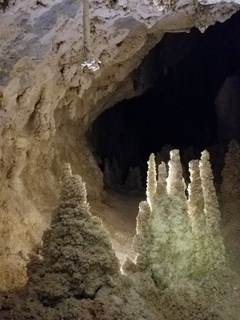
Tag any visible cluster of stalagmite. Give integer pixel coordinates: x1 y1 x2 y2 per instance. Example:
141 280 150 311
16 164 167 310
11 150 240 320
132 149 226 286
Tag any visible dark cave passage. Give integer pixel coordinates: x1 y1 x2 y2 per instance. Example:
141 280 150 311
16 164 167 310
89 11 240 192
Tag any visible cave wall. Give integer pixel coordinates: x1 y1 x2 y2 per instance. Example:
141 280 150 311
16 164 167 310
0 0 240 289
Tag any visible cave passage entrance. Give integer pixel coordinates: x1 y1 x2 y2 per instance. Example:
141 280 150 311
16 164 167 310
89 11 240 192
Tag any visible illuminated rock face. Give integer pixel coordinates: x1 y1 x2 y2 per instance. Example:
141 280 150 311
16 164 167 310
133 150 226 286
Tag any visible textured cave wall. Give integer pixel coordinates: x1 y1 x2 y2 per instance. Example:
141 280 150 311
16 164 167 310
0 0 240 289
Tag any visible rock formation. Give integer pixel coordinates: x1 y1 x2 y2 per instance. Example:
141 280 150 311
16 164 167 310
131 149 226 287
188 159 206 272
199 150 226 270
15 165 121 319
146 153 157 209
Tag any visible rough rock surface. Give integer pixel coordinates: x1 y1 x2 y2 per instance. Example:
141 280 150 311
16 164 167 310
0 0 240 290
26 166 120 301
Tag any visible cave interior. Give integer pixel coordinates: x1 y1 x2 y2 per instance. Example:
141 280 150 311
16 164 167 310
88 11 240 192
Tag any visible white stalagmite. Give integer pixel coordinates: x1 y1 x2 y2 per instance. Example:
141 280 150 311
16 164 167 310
200 151 221 232
167 149 186 200
199 150 225 270
132 201 152 271
166 149 190 232
150 161 173 287
188 160 207 272
131 148 227 289
146 153 157 210
188 160 205 233
145 151 195 285
155 162 167 197
165 150 194 282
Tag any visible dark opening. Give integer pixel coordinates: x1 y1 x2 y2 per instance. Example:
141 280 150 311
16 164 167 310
88 11 240 192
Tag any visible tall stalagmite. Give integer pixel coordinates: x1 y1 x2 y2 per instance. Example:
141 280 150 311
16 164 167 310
188 160 207 273
199 151 225 270
165 150 194 282
146 153 157 210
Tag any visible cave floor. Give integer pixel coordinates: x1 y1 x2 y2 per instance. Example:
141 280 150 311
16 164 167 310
91 190 143 265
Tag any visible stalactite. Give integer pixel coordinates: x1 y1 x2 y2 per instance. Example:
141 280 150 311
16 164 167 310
83 0 91 61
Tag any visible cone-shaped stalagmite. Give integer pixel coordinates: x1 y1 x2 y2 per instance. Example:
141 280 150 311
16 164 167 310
199 151 225 270
167 149 186 200
188 160 207 273
188 160 205 233
165 150 194 281
155 162 167 198
133 201 152 271
146 153 157 210
26 166 119 308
